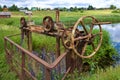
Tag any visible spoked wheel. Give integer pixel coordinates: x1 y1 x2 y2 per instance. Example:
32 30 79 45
43 16 54 32
62 27 80 49
71 16 103 58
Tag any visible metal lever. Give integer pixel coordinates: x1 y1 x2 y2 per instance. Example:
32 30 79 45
92 22 111 25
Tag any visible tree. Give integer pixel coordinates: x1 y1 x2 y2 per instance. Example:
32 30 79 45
0 5 2 11
74 6 78 12
59 7 67 11
38 8 41 11
87 5 95 10
63 7 67 11
110 5 116 9
3 5 7 8
24 7 29 10
70 7 74 11
9 4 19 11
3 5 8 11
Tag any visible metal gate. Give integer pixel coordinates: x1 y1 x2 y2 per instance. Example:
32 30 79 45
4 34 69 80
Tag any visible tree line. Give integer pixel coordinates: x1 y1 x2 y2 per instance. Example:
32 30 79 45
0 4 117 12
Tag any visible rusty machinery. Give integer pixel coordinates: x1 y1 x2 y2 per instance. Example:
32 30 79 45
20 10 111 79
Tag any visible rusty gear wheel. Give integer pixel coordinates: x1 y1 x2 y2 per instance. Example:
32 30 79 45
43 16 54 32
62 27 79 49
71 16 103 58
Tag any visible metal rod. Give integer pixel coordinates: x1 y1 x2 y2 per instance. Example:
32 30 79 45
21 51 25 80
92 22 111 25
4 36 67 69
27 31 32 52
56 10 59 22
45 68 51 80
62 67 71 80
23 68 37 80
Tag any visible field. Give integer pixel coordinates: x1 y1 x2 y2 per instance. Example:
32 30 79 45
1 10 120 27
0 10 120 80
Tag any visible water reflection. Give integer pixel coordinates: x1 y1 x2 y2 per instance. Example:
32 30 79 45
99 23 120 65
101 23 120 43
81 23 120 43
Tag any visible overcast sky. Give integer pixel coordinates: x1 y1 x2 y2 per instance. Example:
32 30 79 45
0 0 120 9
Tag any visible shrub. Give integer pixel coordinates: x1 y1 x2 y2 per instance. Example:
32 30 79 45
83 29 117 72
112 9 120 13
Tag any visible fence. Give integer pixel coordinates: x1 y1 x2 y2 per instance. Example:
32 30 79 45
4 34 71 80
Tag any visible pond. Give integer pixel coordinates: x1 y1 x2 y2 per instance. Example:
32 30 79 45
99 23 120 65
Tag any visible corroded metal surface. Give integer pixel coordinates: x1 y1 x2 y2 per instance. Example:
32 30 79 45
43 16 54 32
4 10 111 80
71 16 111 58
4 35 68 80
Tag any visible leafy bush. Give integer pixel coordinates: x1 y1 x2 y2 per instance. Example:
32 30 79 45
83 29 117 72
112 9 120 13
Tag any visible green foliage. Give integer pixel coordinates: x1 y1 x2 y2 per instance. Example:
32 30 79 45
66 69 81 80
65 66 120 80
24 7 29 10
0 5 2 11
9 4 19 11
112 9 120 13
0 25 19 80
87 5 95 10
69 6 79 12
84 30 117 72
3 5 7 8
32 33 56 52
110 5 116 9
81 66 120 80
0 17 20 27
59 7 68 11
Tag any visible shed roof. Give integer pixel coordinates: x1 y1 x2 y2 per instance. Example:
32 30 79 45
0 12 11 15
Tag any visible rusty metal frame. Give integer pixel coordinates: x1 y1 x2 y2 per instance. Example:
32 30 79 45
4 10 111 80
4 34 68 80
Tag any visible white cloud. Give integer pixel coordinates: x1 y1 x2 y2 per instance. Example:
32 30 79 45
0 0 120 9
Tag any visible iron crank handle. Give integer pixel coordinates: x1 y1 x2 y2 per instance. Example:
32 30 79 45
92 22 111 25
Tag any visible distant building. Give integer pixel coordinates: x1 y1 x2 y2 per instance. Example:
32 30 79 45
31 7 38 11
19 7 27 12
24 11 32 15
0 12 11 18
19 9 27 12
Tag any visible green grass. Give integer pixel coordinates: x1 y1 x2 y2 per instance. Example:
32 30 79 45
0 25 19 80
82 66 120 80
0 10 120 27
65 66 120 80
